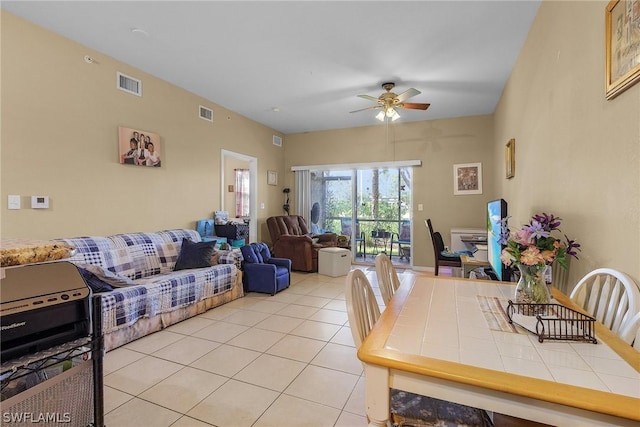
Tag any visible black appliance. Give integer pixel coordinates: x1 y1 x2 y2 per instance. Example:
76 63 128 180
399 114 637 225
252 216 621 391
1 261 91 362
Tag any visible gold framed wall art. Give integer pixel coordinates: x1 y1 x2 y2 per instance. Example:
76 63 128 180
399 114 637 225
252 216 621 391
605 0 640 99
505 138 515 179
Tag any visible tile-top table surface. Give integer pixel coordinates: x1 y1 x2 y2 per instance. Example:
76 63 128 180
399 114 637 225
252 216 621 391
359 275 640 424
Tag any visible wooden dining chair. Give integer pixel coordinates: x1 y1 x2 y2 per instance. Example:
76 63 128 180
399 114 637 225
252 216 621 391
345 269 493 427
374 253 400 306
569 268 640 344
426 218 462 276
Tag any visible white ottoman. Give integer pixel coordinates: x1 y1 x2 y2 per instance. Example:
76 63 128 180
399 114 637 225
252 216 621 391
318 247 351 277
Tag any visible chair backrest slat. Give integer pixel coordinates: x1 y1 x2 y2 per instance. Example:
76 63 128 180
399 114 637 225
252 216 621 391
375 253 400 306
345 270 381 348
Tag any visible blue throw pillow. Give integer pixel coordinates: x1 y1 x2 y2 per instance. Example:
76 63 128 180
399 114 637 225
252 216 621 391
174 238 216 271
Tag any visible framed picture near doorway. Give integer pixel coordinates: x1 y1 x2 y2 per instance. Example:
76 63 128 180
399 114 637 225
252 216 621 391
505 138 515 179
605 0 640 99
453 163 482 195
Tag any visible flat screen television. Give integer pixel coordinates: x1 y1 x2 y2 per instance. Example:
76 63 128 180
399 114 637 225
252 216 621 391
486 199 510 281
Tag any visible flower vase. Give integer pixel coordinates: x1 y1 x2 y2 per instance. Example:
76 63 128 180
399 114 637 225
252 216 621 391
514 264 551 306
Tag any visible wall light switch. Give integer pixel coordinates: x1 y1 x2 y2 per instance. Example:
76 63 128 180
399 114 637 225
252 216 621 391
418 203 424 211
8 195 20 210
260 202 265 209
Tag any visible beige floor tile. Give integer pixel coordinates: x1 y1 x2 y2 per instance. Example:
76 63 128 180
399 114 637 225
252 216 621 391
190 344 261 377
324 299 347 312
197 305 238 320
263 291 301 304
335 410 368 427
186 379 279 427
191 321 249 343
254 314 304 333
103 347 146 375
223 296 263 310
153 336 220 365
276 303 320 319
284 365 359 409
253 394 340 427
292 294 332 308
123 330 185 354
290 319 341 341
343 375 366 416
308 284 345 299
139 366 227 413
103 385 133 414
233 353 306 392
165 316 215 335
104 397 181 427
286 282 321 295
226 327 285 352
330 326 356 347
245 299 290 314
104 355 184 395
309 308 349 325
311 342 363 375
170 416 215 427
266 334 326 363
221 309 271 326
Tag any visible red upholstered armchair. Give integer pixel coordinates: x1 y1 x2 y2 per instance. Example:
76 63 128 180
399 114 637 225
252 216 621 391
266 215 338 272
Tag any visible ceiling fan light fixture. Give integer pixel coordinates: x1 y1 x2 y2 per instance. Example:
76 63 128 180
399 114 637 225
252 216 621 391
375 110 386 121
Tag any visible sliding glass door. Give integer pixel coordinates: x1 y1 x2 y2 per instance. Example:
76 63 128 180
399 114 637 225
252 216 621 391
309 166 412 265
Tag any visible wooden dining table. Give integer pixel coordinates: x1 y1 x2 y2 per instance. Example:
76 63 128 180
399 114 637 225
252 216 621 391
358 275 640 426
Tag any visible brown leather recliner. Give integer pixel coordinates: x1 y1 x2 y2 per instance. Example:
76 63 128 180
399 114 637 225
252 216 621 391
266 215 338 272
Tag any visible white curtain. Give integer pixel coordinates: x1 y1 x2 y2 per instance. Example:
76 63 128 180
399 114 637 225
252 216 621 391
235 169 250 217
295 170 310 223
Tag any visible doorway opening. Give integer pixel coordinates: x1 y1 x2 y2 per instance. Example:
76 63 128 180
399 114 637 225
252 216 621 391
221 149 258 242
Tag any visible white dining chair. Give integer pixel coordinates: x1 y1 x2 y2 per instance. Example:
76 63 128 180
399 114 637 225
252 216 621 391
375 253 400 306
344 270 493 427
619 311 640 349
569 268 640 344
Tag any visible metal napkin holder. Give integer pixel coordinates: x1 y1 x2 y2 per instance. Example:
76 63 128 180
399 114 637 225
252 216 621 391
507 300 598 344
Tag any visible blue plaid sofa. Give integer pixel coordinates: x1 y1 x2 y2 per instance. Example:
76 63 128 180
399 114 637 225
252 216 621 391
55 229 243 351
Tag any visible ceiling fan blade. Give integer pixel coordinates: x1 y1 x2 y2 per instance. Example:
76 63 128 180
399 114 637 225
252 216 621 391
349 105 381 113
400 102 430 110
395 88 421 103
357 94 380 102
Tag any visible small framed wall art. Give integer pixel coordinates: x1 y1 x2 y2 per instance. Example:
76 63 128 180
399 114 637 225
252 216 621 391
505 138 515 179
453 163 482 195
118 126 161 167
605 0 640 99
267 170 278 186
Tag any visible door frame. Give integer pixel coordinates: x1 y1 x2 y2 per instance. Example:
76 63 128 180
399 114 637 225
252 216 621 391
221 149 258 242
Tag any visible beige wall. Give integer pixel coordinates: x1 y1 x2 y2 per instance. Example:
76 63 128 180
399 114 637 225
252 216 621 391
494 0 640 286
285 115 496 269
0 12 285 241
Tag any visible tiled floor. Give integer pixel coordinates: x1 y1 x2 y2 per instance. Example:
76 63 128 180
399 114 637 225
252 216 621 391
103 267 417 427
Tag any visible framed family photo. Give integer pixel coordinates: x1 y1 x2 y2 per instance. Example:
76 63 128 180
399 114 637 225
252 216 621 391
118 126 162 167
267 170 278 186
453 163 482 195
605 0 640 99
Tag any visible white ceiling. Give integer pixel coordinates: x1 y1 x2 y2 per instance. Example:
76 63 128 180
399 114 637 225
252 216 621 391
3 1 541 134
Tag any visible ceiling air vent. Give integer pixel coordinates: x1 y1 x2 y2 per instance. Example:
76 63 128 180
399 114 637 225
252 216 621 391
273 135 282 147
199 105 213 122
117 72 142 96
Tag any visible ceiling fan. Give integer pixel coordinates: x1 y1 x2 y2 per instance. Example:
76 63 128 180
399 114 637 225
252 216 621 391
350 82 430 122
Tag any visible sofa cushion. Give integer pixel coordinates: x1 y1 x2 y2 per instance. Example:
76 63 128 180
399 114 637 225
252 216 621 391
77 267 114 293
174 238 216 271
